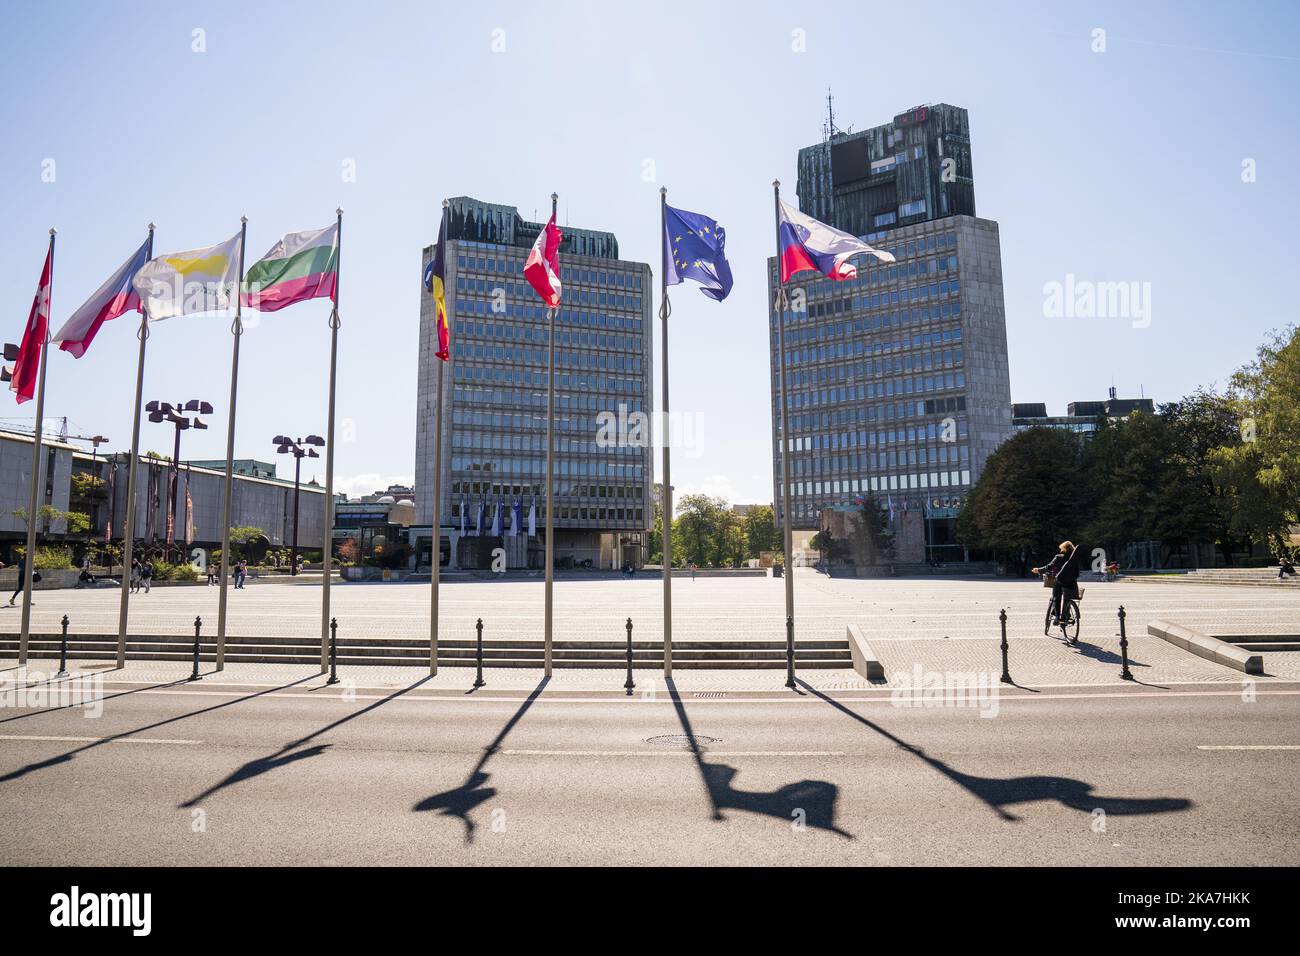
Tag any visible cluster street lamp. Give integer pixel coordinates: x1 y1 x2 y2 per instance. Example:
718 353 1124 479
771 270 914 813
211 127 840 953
274 434 324 575
146 400 211 557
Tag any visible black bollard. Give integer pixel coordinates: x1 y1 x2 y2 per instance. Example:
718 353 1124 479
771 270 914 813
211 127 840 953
785 615 796 689
190 616 202 682
624 617 635 693
473 618 485 688
1118 605 1134 681
56 615 69 678
999 608 1012 684
326 617 340 685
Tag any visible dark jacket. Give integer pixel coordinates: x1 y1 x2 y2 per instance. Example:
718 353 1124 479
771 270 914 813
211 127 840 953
1044 547 1080 586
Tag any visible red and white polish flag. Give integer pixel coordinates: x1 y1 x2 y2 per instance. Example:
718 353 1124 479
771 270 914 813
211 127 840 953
524 213 563 307
8 245 52 404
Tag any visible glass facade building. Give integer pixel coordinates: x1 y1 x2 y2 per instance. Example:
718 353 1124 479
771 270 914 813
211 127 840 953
770 105 1011 563
415 197 653 570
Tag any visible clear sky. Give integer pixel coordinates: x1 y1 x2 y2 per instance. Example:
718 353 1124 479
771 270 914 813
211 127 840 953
2 0 1296 503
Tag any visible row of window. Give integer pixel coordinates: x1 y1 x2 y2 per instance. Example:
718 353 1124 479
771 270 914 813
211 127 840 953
792 470 971 498
452 455 646 480
453 362 644 396
787 372 967 409
457 318 643 355
454 341 644 375
455 253 644 292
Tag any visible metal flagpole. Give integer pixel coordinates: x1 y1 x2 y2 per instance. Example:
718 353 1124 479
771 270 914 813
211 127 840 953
321 208 342 673
772 181 796 689
658 188 674 678
116 224 154 668
543 191 558 677
18 228 56 667
429 199 448 676
215 217 248 672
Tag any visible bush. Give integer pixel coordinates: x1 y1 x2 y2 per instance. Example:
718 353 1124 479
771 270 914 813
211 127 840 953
34 546 74 570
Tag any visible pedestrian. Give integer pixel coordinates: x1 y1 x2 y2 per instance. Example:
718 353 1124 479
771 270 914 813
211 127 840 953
7 551 27 606
691 562 698 581
207 559 217 586
129 558 142 594
1279 555 1296 581
236 559 248 589
141 557 154 594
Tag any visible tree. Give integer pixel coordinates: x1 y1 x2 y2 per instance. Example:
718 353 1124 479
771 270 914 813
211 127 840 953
1221 325 1300 549
674 493 730 566
743 505 779 556
11 506 90 535
849 496 893 566
956 427 1084 571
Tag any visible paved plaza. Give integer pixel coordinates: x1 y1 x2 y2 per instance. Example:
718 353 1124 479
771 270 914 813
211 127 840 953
3 570 1299 686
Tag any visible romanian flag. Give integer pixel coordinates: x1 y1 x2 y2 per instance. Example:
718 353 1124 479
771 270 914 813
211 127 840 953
423 214 450 361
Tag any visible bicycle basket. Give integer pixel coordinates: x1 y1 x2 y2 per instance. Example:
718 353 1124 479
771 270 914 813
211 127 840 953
1042 573 1057 588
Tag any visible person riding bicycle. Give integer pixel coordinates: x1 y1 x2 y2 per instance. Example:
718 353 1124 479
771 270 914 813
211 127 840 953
1032 540 1080 626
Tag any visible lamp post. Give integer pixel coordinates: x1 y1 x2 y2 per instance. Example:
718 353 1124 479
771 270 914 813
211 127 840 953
273 435 324 575
87 435 109 543
146 400 210 558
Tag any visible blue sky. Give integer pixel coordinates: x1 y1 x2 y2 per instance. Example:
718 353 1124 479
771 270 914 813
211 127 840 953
1 0 1296 503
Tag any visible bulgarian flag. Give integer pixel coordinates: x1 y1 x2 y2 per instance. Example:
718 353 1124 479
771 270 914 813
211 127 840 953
524 213 562 306
241 222 338 312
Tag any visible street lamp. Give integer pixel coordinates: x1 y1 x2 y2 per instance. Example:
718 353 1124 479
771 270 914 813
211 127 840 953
273 434 324 575
147 400 211 556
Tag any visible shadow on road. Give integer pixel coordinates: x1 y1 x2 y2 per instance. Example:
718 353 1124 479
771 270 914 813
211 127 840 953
796 679 1191 822
178 676 432 808
666 678 852 839
412 677 549 843
0 676 317 785
0 676 194 726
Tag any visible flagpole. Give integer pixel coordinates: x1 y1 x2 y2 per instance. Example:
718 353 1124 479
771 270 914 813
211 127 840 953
116 224 154 668
215 216 248 672
18 228 56 667
772 181 796 689
321 207 342 673
658 188 674 678
543 191 558 678
429 199 448 677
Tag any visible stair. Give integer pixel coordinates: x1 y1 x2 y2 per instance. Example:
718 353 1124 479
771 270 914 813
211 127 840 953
0 634 852 670
1142 568 1300 588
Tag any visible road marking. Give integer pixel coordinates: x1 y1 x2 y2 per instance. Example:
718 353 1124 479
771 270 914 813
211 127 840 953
0 734 202 745
502 749 846 757
1196 744 1300 750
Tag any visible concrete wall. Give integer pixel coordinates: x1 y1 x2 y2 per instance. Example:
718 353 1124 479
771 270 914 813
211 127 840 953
0 432 76 537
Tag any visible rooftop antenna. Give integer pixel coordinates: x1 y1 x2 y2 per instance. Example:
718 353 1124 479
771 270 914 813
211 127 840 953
823 87 851 142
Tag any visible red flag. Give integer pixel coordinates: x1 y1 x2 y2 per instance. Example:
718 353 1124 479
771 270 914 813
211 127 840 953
524 214 562 307
8 245 52 404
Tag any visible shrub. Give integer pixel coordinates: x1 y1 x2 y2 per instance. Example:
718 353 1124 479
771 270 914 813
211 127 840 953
34 546 74 570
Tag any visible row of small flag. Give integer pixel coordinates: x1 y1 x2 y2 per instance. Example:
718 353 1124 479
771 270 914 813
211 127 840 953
459 497 536 539
8 193 895 403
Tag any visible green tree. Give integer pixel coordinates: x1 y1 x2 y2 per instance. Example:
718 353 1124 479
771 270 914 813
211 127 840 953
673 494 730 566
849 496 894 566
956 427 1084 571
11 505 90 534
743 505 779 556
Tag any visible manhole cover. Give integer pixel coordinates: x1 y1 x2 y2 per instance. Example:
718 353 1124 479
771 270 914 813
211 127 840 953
644 734 720 749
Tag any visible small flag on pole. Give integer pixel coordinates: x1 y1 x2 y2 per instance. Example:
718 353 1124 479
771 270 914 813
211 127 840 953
528 498 537 539
240 223 338 313
5 244 53 404
524 214 562 306
777 199 894 282
423 214 450 360
53 238 150 357
664 204 733 301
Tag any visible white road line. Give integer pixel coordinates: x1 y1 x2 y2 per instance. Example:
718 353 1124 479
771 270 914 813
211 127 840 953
502 749 846 757
0 734 202 745
1196 744 1300 750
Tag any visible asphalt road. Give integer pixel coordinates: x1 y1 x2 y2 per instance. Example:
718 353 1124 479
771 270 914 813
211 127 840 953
1 678 1296 866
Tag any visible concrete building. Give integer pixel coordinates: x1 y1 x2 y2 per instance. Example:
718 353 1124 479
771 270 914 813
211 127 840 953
1012 395 1156 437
414 197 654 571
0 427 332 561
769 102 1013 563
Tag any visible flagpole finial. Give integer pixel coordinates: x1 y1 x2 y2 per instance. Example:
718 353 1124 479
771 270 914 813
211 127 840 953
773 179 780 189
441 199 449 209
147 222 156 233
240 216 248 224
550 192 558 203
49 226 58 236
336 207 344 216
659 186 666 196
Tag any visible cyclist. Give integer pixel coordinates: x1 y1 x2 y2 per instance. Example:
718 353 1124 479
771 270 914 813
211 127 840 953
1032 540 1080 627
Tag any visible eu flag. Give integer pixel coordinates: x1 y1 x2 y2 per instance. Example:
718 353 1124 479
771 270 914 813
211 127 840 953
663 203 733 301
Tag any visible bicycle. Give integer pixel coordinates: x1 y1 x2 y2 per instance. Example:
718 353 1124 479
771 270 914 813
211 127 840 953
1042 575 1082 644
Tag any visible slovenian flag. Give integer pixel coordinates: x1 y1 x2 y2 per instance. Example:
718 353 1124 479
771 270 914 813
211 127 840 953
524 213 562 306
777 199 894 283
53 238 150 358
